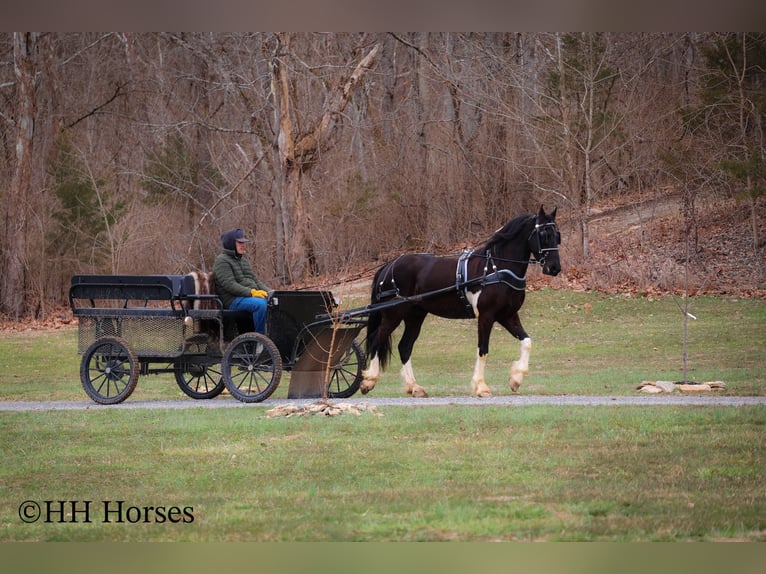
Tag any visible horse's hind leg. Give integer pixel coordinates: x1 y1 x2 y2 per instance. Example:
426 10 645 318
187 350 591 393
360 356 380 394
398 308 428 398
361 311 402 394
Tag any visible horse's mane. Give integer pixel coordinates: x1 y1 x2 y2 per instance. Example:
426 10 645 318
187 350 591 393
478 214 535 252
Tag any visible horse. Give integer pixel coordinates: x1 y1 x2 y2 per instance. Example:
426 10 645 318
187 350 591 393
361 205 561 398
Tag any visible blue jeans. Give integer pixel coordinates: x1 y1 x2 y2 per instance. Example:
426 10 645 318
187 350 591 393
228 296 268 334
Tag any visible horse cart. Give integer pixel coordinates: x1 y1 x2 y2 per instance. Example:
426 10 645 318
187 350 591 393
69 274 366 405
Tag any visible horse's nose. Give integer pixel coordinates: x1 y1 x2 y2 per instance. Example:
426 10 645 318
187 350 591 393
545 262 561 276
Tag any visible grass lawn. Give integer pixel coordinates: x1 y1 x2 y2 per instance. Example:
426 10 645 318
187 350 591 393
0 289 764 542
0 289 764 401
1 405 764 542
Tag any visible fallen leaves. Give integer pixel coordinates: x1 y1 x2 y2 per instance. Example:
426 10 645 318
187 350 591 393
0 306 74 332
637 380 727 393
266 400 384 418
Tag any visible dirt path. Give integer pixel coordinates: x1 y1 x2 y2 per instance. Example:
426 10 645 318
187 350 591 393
589 192 681 236
1 395 764 412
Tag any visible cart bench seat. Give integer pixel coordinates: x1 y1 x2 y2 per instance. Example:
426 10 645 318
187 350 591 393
70 274 197 305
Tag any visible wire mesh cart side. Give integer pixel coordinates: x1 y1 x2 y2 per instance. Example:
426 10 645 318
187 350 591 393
70 274 227 404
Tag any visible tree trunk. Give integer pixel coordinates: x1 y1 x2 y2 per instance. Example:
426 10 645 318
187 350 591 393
2 33 37 317
271 33 304 284
748 176 760 251
581 54 595 261
555 33 583 257
271 34 380 283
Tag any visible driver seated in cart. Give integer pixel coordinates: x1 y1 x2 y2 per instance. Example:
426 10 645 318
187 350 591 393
213 228 270 334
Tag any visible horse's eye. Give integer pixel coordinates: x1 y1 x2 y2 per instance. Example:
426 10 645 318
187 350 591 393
540 226 560 246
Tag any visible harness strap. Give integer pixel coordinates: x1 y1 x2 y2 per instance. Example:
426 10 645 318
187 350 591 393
483 268 527 291
374 256 403 302
455 250 476 318
454 248 528 313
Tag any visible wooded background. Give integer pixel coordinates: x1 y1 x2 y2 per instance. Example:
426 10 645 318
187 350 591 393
1 32 764 318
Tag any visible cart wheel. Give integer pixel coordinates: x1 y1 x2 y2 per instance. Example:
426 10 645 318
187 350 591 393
80 337 138 404
327 339 366 399
222 333 282 403
174 360 225 399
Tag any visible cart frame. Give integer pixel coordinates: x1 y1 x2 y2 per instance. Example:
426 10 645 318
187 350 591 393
69 274 366 404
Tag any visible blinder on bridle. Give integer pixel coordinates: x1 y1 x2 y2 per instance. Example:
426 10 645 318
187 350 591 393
528 221 561 267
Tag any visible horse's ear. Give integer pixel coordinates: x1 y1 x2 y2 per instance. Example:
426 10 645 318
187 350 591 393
537 205 546 219
550 207 557 220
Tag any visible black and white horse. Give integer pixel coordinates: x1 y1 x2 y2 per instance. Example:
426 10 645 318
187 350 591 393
362 206 561 397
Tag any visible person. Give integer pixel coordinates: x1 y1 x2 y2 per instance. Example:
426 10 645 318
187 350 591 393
213 228 270 334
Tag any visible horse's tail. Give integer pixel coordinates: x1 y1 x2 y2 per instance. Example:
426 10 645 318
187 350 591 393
365 307 392 369
365 264 394 369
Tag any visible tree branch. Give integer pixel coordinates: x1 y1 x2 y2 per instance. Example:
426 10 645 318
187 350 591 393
66 82 126 129
294 43 380 164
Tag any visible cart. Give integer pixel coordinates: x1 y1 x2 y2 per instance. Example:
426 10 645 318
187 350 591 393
69 275 366 405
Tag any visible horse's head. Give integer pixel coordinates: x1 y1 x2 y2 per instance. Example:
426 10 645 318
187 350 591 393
529 206 561 276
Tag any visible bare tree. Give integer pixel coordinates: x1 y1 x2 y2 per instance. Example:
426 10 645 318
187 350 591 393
1 32 760 318
1 33 38 317
707 33 766 252
534 33 626 260
268 33 380 283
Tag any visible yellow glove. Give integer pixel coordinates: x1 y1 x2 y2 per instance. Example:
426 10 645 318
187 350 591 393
251 289 268 298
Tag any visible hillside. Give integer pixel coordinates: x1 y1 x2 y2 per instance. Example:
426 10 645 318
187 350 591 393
1 191 763 332
535 191 765 297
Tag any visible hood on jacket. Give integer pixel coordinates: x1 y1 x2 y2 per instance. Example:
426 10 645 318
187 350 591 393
221 228 250 251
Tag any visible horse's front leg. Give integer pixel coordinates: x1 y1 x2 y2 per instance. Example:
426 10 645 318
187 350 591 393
470 314 494 398
510 337 532 392
498 312 531 392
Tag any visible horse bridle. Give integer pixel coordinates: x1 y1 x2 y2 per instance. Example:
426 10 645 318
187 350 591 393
528 221 560 268
477 221 560 271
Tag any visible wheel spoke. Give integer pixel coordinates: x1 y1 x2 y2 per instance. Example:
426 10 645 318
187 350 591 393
174 361 224 399
326 340 364 399
81 337 138 404
91 371 110 395
222 333 281 403
202 366 222 391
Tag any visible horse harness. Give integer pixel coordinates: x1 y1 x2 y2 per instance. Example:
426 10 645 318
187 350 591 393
373 220 559 317
455 221 560 317
455 249 527 318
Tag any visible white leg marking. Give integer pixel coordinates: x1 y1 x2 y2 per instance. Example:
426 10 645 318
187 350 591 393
361 355 380 394
401 359 427 397
470 350 492 397
509 337 532 392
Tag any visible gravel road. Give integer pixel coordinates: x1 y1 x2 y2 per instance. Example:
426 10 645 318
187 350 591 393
1 395 764 412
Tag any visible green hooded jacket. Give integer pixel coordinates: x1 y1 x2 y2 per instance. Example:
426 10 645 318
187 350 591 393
213 245 269 309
